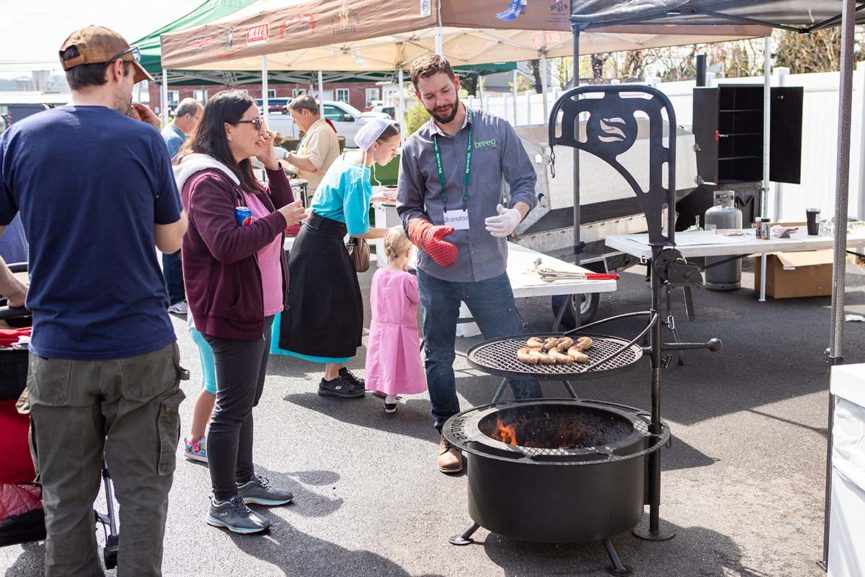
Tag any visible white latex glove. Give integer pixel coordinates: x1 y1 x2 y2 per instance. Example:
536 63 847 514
484 204 522 238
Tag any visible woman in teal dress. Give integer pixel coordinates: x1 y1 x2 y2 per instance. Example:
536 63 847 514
277 119 400 398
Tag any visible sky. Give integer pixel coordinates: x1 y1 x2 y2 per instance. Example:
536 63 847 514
0 0 203 79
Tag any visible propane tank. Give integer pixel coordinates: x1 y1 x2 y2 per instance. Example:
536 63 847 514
704 190 743 290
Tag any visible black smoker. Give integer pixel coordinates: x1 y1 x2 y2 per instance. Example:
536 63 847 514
442 86 721 575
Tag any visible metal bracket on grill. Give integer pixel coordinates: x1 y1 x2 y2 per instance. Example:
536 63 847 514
653 248 702 288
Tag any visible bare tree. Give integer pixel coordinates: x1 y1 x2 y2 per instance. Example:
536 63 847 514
549 26 865 86
591 53 609 81
772 28 862 73
529 59 543 93
552 56 574 89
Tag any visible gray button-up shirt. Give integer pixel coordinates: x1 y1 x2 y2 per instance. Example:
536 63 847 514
397 107 537 282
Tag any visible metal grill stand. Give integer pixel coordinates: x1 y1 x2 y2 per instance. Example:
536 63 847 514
553 86 723 547
444 86 721 575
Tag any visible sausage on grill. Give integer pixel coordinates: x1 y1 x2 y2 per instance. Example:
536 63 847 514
517 347 538 364
567 346 590 363
548 349 575 364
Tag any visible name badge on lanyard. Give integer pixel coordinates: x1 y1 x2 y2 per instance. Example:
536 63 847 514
433 110 473 231
443 208 470 230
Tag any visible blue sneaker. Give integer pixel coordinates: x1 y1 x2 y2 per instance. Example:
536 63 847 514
237 474 293 506
184 435 207 463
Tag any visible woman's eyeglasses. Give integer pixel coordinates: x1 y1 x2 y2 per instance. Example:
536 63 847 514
236 118 264 131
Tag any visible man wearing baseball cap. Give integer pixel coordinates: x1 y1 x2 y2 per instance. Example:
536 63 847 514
0 25 187 576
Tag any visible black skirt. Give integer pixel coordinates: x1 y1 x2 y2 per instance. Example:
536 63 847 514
279 213 363 359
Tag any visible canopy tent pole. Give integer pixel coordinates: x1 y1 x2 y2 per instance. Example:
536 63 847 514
261 56 269 125
435 27 443 55
398 67 406 140
822 0 856 568
857 61 865 220
772 67 789 221
512 68 519 124
761 36 771 219
318 70 324 101
540 53 549 125
570 21 581 266
161 71 170 126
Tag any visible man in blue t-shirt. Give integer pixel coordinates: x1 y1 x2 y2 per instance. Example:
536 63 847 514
0 26 187 576
160 97 202 315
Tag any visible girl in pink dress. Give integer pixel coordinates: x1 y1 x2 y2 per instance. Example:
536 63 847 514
365 227 427 413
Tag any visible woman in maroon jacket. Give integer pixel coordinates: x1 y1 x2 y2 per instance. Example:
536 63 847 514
176 91 306 535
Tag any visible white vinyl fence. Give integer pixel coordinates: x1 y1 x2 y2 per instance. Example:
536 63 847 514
463 64 865 223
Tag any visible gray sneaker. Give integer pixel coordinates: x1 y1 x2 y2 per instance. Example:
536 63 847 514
318 376 364 399
206 495 270 534
237 474 294 506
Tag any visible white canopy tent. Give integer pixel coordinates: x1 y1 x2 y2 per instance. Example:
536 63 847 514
160 0 768 72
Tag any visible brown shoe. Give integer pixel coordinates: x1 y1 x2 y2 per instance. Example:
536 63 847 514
437 434 463 474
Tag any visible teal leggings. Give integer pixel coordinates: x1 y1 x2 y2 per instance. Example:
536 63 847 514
189 326 217 394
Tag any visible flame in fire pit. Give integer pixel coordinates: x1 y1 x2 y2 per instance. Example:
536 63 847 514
495 420 518 445
491 413 588 449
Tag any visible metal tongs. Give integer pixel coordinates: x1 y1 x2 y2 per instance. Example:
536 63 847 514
531 258 620 283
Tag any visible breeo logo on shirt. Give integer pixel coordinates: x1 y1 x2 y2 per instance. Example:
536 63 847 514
475 139 497 149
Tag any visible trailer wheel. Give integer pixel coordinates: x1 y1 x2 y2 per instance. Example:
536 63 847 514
551 293 600 328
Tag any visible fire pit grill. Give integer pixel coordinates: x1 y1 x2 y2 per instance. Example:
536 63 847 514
445 400 653 460
466 333 642 380
442 399 669 551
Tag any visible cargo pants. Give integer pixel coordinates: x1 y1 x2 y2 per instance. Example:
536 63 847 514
26 342 185 577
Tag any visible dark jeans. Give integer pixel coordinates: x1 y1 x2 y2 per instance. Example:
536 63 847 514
27 343 184 577
417 269 542 431
162 250 184 305
204 316 274 501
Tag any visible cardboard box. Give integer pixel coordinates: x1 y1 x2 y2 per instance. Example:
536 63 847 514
753 249 833 298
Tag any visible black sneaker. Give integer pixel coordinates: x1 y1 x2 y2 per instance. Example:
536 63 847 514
339 367 365 390
318 376 364 399
206 495 270 534
237 474 293 506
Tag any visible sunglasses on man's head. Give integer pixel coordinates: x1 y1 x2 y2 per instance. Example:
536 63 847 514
236 118 264 131
109 45 141 63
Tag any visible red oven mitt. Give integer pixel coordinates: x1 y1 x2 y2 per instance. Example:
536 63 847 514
408 219 459 267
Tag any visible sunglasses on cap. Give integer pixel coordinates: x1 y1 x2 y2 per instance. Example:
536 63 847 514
235 118 264 131
108 45 141 63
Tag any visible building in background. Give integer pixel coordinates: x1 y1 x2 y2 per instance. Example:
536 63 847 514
147 81 382 117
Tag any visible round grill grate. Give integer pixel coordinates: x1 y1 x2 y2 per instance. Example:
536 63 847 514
466 334 642 380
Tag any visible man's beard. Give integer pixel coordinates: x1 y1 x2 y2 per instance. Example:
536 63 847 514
428 96 460 125
113 90 133 115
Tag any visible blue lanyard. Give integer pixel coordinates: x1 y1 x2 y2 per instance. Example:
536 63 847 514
432 110 473 212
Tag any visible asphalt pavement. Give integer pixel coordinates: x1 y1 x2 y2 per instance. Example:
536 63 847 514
4 255 865 577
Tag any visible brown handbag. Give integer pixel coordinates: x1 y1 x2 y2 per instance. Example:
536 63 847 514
346 237 370 273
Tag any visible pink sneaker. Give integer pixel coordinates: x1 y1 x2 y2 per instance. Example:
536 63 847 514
184 435 207 463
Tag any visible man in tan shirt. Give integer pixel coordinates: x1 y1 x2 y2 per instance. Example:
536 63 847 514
284 95 340 196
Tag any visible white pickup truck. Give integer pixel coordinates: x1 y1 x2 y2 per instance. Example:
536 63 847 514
264 100 392 146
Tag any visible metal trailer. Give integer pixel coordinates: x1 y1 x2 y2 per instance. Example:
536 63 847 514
507 120 700 324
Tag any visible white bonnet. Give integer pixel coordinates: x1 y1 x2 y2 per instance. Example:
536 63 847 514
353 117 394 150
